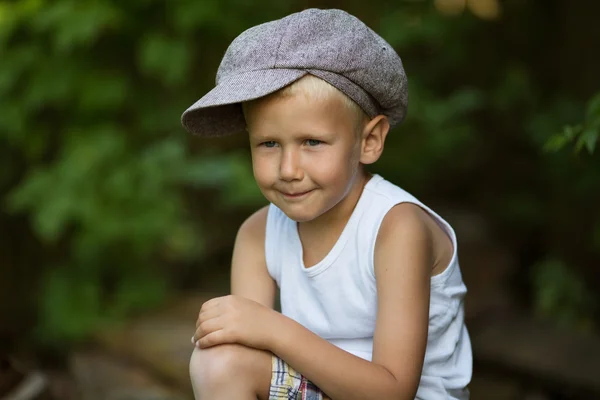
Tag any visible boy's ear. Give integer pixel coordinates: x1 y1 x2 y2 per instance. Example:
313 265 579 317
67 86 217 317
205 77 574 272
360 115 390 165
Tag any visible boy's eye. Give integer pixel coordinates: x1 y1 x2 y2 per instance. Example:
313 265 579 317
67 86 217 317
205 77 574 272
262 141 277 148
306 139 322 146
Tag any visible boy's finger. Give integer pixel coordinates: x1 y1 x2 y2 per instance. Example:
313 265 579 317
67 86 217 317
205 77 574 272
193 316 222 342
200 296 225 313
197 329 230 349
196 306 220 328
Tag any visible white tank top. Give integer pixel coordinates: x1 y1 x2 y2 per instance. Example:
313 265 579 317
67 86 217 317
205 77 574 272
265 174 472 399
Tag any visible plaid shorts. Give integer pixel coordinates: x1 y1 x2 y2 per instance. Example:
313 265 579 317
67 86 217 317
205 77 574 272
269 356 330 400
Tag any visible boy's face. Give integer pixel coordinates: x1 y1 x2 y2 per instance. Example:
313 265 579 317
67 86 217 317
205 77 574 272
245 90 366 223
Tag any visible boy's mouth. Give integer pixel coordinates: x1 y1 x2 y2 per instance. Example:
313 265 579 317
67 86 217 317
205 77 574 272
280 189 314 199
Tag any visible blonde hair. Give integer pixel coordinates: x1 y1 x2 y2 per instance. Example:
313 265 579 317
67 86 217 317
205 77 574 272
243 74 369 133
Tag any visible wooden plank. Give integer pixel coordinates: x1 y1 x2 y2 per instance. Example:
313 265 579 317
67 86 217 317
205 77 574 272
471 314 600 394
95 293 222 392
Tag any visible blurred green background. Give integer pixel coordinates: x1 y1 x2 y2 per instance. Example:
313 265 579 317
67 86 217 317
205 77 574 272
1 0 599 398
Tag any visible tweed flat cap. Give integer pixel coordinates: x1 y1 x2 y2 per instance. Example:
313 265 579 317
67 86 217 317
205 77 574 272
181 8 408 136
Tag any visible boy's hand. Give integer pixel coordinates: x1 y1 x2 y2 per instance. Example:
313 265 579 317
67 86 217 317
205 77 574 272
191 295 278 350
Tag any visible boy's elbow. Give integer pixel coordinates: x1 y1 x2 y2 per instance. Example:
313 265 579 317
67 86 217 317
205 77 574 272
383 371 420 400
391 387 418 400
385 384 418 400
366 385 415 400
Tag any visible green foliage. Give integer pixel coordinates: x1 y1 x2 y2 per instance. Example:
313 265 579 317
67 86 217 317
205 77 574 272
532 259 596 330
8 133 196 251
544 93 600 154
37 265 168 344
0 0 269 347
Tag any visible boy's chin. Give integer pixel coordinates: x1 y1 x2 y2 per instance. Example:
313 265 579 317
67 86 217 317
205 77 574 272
277 204 322 223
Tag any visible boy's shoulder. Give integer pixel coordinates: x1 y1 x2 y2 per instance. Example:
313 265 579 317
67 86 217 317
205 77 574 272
236 204 269 246
372 202 452 282
368 176 452 276
377 202 434 244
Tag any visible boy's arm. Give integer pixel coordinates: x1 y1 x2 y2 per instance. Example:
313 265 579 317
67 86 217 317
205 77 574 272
230 205 276 308
194 203 431 400
269 203 431 400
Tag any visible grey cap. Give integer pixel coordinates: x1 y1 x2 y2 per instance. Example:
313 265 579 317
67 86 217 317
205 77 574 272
181 8 408 136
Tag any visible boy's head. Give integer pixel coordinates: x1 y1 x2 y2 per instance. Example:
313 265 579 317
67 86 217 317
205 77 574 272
242 74 389 222
181 8 408 221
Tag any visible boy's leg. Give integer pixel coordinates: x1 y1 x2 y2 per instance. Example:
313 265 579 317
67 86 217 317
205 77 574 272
189 343 272 400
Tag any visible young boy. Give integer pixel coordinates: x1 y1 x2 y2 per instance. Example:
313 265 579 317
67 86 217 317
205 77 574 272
182 8 472 400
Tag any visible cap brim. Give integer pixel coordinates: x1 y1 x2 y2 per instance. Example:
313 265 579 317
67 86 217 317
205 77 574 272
181 69 308 136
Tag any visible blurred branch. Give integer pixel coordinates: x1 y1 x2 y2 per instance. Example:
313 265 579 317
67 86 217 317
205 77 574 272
544 92 600 155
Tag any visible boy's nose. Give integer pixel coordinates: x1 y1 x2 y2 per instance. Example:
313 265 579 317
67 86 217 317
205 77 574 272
279 149 303 182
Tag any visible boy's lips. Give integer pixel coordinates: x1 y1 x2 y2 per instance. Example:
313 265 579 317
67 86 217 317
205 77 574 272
280 189 314 199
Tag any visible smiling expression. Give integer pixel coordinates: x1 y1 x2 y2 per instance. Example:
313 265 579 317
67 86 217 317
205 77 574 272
244 83 368 223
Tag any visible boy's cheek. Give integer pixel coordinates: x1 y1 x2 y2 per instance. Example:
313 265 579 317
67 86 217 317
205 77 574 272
251 157 269 176
252 162 277 188
311 155 352 184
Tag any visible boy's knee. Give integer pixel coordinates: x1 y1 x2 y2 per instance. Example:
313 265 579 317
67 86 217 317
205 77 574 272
189 344 256 387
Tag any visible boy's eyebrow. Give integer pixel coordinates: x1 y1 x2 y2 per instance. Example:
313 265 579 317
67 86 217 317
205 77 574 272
248 133 275 141
250 131 336 140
